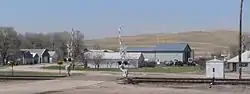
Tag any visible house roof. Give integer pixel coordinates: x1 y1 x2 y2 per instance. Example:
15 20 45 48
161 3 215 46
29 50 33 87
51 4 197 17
20 49 46 57
88 49 114 52
86 52 142 60
31 53 38 57
127 43 189 52
48 51 56 57
227 51 250 62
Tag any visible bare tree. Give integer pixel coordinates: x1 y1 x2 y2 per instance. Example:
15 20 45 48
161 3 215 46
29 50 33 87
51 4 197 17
93 43 101 50
92 52 104 69
229 44 239 58
78 49 90 69
0 27 20 65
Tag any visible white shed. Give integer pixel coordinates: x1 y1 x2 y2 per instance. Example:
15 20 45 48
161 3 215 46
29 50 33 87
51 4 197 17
206 57 225 78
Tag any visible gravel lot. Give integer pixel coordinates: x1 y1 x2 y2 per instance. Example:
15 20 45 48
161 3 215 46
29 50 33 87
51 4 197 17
36 74 250 94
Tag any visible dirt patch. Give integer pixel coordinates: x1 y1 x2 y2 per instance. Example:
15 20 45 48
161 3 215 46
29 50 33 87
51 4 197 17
35 90 63 94
137 83 250 93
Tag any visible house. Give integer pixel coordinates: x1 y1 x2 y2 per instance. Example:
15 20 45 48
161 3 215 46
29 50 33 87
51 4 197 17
15 50 34 65
31 53 39 64
20 49 50 63
126 43 192 63
86 52 144 68
48 51 58 63
227 51 250 72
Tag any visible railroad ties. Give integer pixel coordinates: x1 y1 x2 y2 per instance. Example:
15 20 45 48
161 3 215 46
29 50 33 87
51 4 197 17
119 77 250 85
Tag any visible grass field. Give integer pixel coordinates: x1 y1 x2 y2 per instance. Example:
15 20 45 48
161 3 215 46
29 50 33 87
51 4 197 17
43 66 200 73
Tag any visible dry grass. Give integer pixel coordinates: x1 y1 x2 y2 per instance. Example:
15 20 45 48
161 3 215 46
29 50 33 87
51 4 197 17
85 30 241 57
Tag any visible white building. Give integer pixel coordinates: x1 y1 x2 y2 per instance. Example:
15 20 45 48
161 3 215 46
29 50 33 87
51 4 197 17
206 57 225 78
85 52 144 68
227 51 250 72
48 51 58 63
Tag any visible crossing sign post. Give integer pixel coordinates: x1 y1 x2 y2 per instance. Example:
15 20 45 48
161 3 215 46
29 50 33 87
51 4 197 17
57 61 63 75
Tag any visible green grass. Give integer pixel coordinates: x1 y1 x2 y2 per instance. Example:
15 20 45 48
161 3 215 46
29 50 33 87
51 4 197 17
43 66 200 73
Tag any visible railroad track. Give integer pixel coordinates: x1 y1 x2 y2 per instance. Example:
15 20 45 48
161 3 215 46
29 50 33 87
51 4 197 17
117 77 250 85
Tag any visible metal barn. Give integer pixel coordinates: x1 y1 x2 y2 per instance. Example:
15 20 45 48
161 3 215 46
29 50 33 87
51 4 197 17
126 43 192 63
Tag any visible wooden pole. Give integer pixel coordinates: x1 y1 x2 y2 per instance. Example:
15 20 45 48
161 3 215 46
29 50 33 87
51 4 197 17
238 0 244 79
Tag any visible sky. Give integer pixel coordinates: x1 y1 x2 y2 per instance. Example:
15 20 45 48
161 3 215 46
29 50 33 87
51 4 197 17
0 0 249 39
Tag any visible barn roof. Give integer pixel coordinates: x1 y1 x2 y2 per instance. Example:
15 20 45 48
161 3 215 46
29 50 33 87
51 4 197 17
127 43 189 52
227 51 250 62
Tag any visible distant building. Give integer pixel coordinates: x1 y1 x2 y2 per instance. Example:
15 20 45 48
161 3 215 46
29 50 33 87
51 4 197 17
85 52 144 68
31 53 39 64
227 51 250 72
126 43 192 63
48 51 58 63
9 50 34 65
88 49 114 52
20 49 50 63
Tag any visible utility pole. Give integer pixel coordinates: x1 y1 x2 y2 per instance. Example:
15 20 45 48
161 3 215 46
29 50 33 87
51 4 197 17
239 0 244 79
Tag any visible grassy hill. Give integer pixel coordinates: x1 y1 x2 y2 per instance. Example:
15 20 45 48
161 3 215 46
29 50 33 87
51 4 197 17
84 30 240 57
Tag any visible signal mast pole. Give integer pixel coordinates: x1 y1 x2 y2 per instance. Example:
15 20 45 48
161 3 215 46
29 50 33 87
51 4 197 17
118 25 128 78
118 25 127 61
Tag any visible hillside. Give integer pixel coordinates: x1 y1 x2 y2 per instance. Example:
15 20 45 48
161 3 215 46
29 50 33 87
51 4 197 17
84 30 240 57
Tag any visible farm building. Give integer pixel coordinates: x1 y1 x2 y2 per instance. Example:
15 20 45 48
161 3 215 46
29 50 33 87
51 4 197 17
20 49 50 63
126 43 192 63
227 50 250 72
85 52 144 68
48 51 58 63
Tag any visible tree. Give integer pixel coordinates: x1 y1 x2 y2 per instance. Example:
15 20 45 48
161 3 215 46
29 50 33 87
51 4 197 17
229 44 239 58
92 52 104 69
72 30 85 61
0 27 20 65
93 43 101 50
77 48 90 69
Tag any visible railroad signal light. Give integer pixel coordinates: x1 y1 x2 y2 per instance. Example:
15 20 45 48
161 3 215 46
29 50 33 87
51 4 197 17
64 58 67 62
68 58 72 62
118 61 122 65
123 61 128 65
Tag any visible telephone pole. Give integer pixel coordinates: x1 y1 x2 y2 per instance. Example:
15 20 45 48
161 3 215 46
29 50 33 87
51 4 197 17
238 0 244 79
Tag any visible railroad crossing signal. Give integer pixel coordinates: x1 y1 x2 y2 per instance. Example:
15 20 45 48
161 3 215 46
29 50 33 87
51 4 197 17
64 58 72 62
